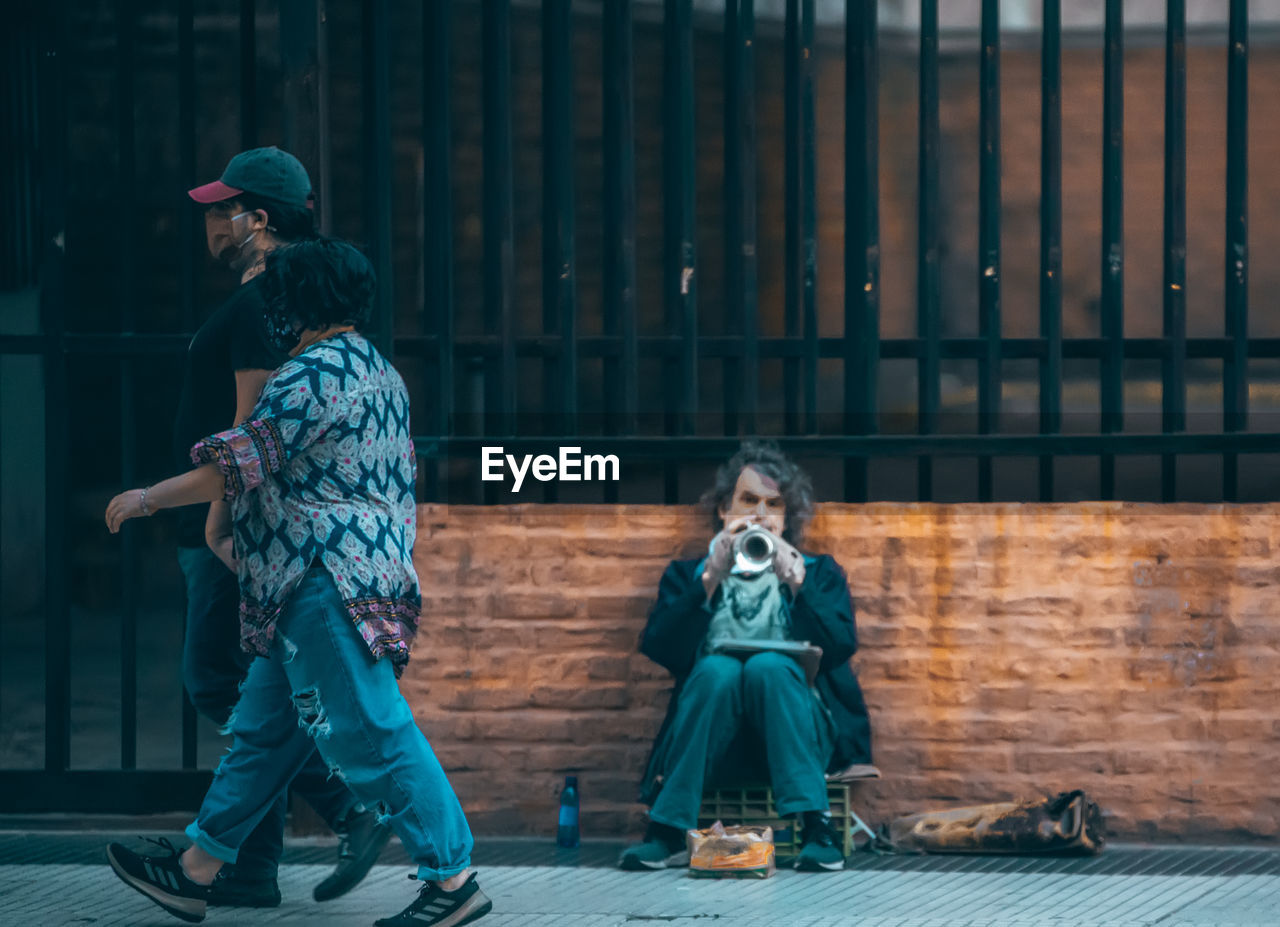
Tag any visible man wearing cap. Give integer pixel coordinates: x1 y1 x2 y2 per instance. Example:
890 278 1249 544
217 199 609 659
173 147 391 907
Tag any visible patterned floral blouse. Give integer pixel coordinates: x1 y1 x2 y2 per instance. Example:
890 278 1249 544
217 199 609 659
192 331 420 674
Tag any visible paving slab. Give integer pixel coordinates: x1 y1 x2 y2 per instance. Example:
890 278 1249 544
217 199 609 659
1 835 1277 927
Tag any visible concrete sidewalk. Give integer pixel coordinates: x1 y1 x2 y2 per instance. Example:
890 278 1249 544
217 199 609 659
1 835 1277 927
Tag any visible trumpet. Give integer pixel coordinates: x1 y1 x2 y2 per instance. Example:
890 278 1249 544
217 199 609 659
732 525 777 574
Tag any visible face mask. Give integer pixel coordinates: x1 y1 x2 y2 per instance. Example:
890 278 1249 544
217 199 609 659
230 211 258 248
263 301 302 354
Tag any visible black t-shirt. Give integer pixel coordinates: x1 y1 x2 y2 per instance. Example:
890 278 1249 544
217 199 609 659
171 276 287 548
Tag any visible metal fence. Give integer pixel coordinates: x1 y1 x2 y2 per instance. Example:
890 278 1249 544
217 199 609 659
419 0 1278 505
2 0 1278 812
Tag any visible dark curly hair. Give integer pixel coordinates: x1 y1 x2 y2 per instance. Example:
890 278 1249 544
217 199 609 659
260 237 376 334
700 439 816 544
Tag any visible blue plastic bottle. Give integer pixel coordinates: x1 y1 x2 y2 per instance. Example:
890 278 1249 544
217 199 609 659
557 775 580 847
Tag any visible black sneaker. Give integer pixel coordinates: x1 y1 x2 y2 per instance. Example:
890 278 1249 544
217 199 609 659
313 806 394 901
373 871 493 927
105 838 209 923
207 865 282 908
794 811 845 871
618 821 690 871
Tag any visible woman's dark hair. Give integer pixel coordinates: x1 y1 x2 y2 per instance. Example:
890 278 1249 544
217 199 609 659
260 238 376 332
235 192 318 243
700 439 816 544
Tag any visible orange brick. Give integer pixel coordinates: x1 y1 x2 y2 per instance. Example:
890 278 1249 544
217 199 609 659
404 501 1279 841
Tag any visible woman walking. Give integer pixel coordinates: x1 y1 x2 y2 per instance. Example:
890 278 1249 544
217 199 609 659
103 238 491 927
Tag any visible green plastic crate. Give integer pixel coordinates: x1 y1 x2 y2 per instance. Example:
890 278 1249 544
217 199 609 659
697 783 855 858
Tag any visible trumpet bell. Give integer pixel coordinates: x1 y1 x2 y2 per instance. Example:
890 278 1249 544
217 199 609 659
732 525 776 574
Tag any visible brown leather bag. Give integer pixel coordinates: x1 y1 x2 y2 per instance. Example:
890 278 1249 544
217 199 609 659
877 790 1105 855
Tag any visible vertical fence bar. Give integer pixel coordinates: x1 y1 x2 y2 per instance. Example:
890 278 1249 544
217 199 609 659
845 0 879 502
178 0 197 768
784 0 818 436
1223 0 1248 502
2 33 16 287
1038 0 1062 502
723 1 741 436
801 0 817 434
784 0 800 434
116 0 138 771
664 0 697 491
724 0 757 436
602 0 638 446
542 0 576 449
178 1 195 333
917 0 941 501
2 33 24 287
977 0 1001 502
740 0 757 436
18 36 39 288
280 1 322 195
316 0 332 235
1162 0 1187 501
240 0 256 148
484 0 516 441
41 0 70 776
424 0 452 501
363 0 394 360
0 27 36 734
1100 0 1123 499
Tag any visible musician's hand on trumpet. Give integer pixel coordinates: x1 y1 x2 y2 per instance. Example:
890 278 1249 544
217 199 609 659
701 516 753 601
769 530 806 593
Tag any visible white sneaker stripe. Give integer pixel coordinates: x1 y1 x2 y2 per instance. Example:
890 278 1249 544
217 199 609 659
143 860 182 893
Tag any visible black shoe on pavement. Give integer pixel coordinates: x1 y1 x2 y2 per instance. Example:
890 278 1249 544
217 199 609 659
105 838 209 923
313 806 394 902
794 811 845 871
206 865 282 908
373 871 493 927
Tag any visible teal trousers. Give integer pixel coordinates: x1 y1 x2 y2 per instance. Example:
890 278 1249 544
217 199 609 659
649 651 835 830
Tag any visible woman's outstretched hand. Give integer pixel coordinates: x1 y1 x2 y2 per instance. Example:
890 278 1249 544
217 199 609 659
105 489 149 533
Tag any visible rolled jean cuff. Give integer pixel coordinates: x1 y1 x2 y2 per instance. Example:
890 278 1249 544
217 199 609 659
415 858 471 883
185 821 240 865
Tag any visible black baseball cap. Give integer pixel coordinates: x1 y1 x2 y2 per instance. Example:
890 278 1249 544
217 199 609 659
188 147 313 208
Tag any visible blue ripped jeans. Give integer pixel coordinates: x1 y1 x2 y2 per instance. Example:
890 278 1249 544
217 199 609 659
186 567 475 882
176 545 355 880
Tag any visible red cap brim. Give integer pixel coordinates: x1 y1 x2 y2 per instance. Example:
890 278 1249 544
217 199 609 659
187 180 244 204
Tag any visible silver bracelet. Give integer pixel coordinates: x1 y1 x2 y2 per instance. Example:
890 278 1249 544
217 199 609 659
139 486 153 517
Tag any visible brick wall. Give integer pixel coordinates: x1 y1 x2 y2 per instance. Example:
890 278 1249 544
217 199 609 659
403 502 1280 842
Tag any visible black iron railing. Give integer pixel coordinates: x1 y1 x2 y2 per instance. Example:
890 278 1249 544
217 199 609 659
1 0 1277 813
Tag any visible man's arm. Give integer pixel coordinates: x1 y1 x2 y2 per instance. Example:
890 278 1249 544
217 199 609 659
201 367 271 572
639 559 716 679
788 555 858 670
